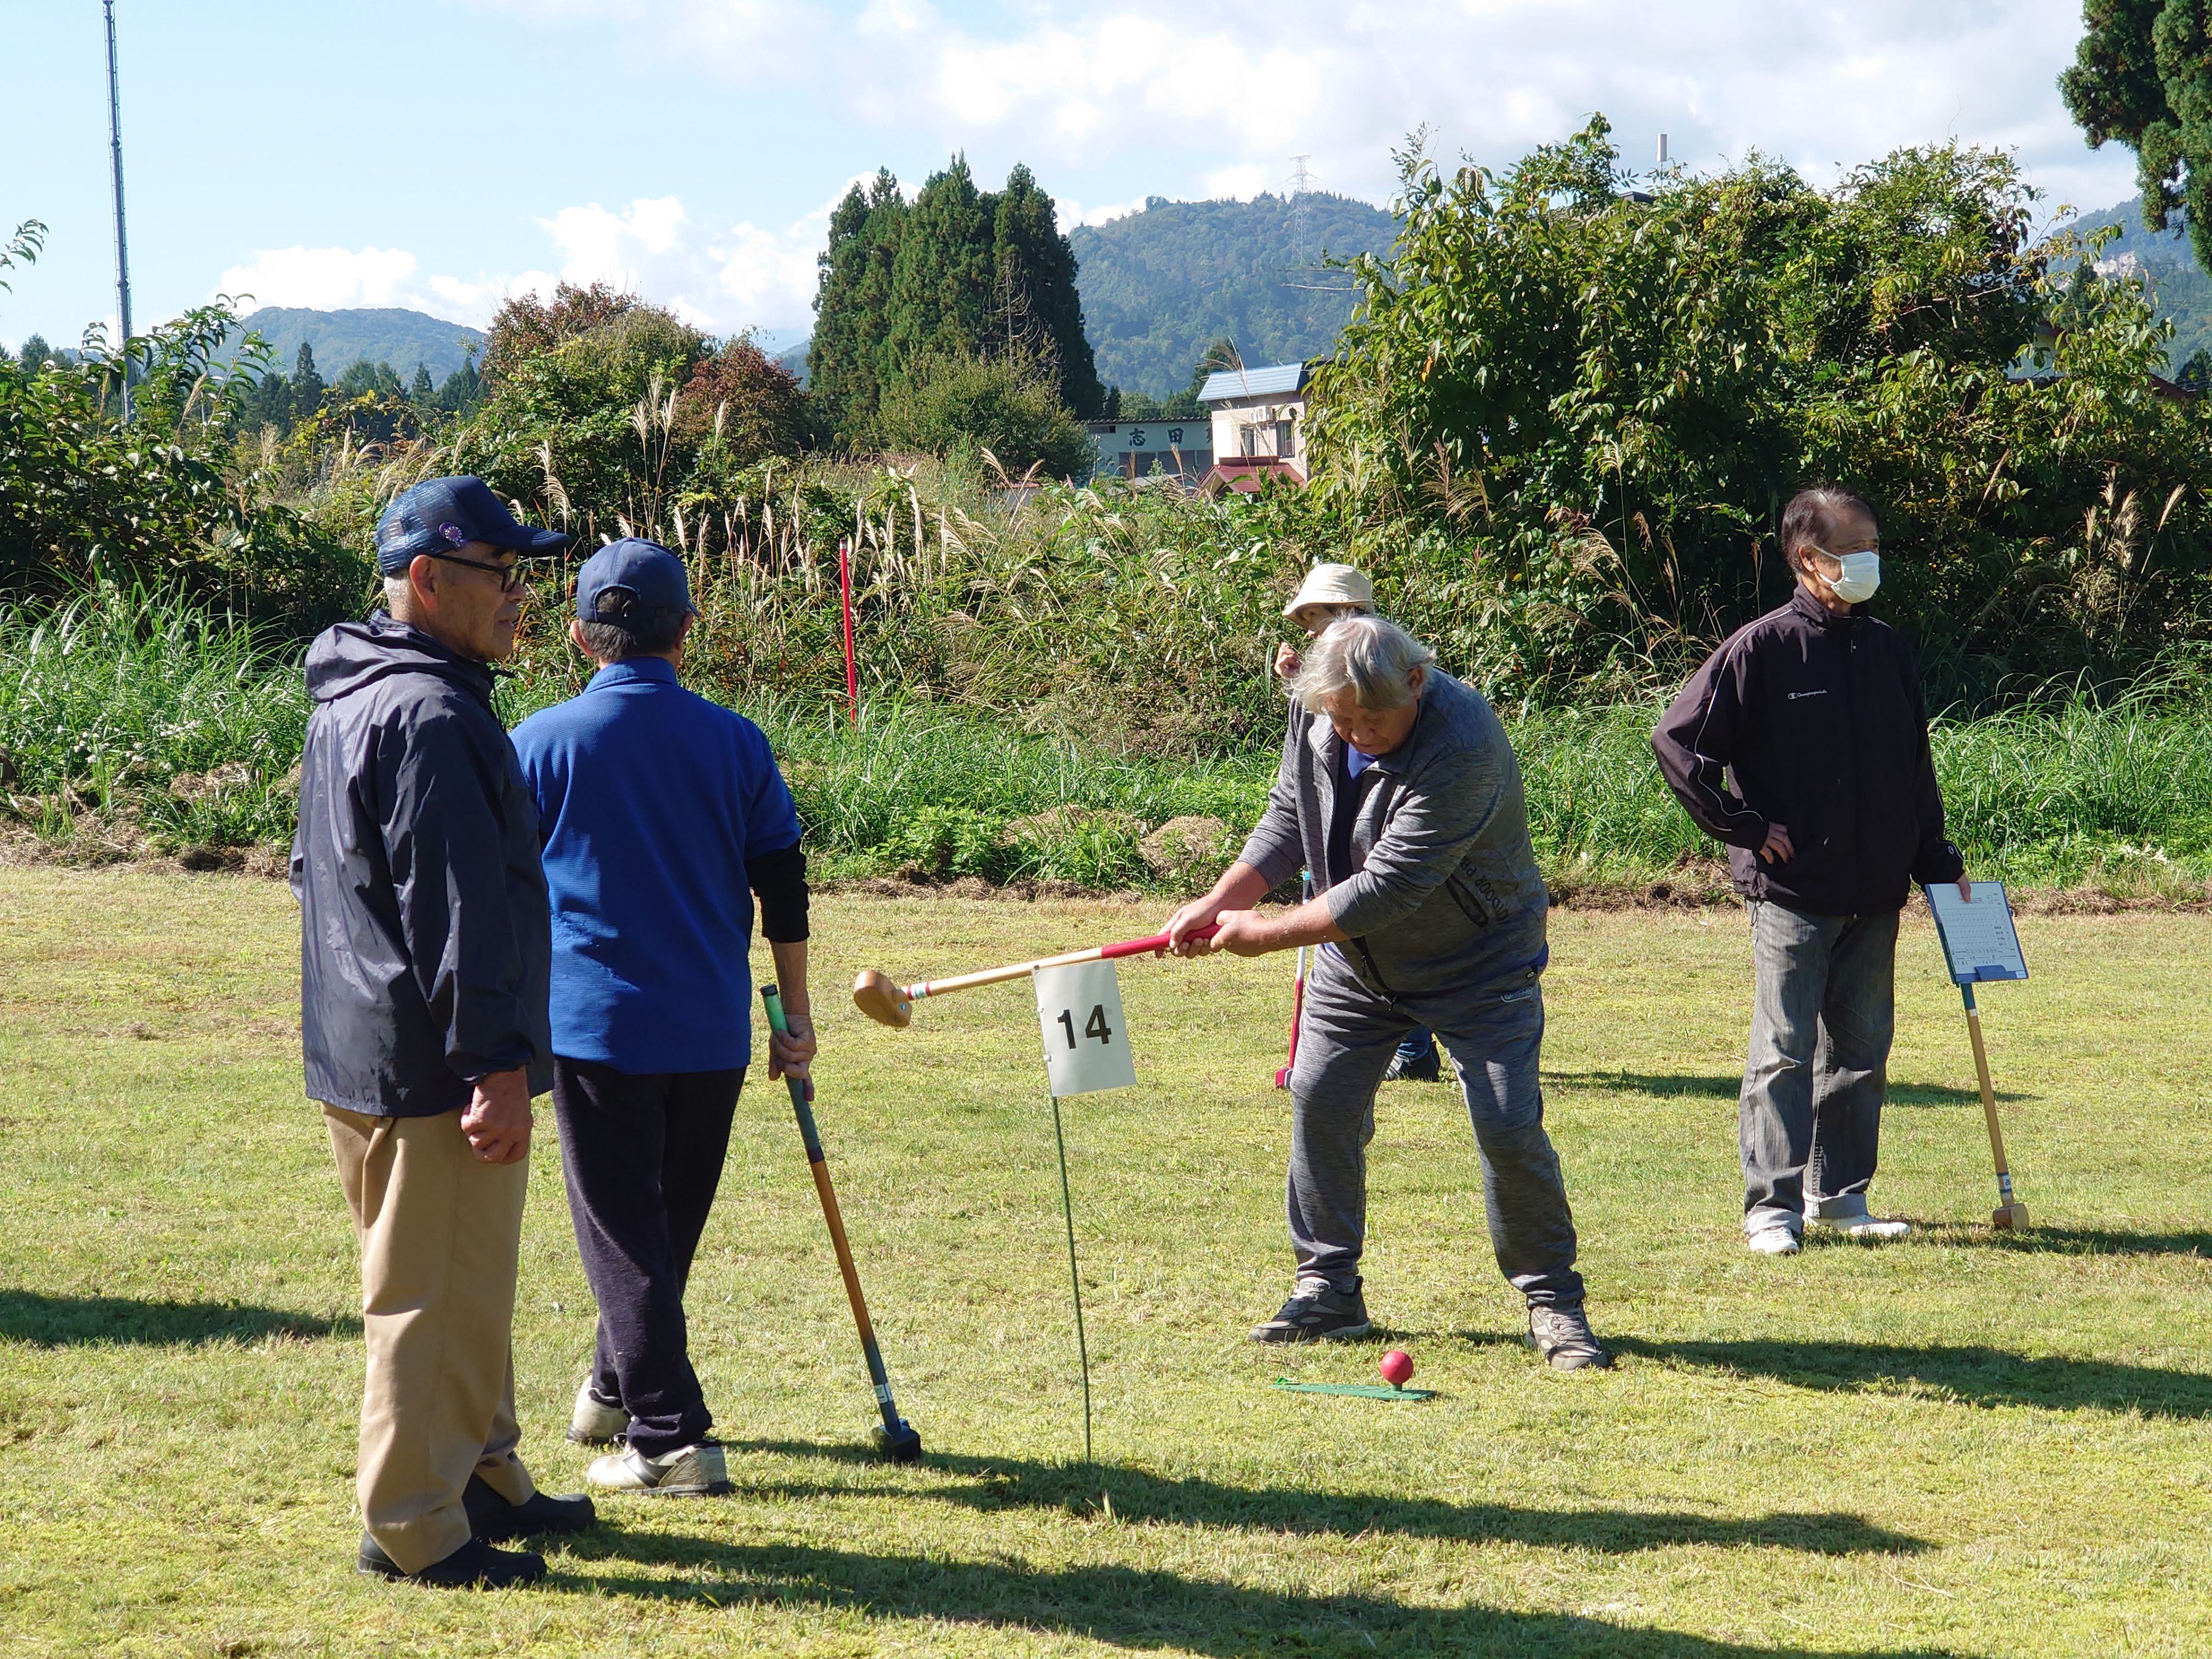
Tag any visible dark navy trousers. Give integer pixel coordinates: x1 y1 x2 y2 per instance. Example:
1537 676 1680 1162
550 1058 744 1458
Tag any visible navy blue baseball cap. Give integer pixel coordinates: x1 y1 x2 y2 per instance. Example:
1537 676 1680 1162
374 475 568 576
575 538 697 631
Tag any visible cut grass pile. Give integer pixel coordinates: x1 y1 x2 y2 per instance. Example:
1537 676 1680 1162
2 871 2208 1655
3 590 2210 894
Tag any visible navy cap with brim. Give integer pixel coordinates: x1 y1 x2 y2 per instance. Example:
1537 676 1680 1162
575 538 697 629
375 475 568 575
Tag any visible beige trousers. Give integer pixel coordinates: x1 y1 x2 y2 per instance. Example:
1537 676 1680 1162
326 1105 537 1573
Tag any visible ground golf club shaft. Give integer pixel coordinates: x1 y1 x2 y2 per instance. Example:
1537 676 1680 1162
1275 871 1312 1088
761 984 921 1460
852 923 1219 1028
1961 982 2030 1230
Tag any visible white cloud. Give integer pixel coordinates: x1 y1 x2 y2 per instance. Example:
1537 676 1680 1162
217 246 424 312
220 187 847 337
488 0 2134 216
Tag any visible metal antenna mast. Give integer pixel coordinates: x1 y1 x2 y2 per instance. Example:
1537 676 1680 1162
104 0 134 422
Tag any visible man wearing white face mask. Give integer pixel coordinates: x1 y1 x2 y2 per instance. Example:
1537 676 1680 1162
1652 487 1971 1255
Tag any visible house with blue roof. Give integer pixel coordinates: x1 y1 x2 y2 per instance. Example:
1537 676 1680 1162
1196 361 1310 495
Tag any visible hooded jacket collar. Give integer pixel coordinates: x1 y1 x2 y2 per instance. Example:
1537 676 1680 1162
305 609 500 708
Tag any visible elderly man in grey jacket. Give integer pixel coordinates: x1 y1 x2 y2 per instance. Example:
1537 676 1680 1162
1167 614 1606 1368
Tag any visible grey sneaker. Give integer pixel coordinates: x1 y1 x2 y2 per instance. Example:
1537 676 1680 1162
568 1380 627 1447
586 1441 731 1497
1527 1304 1612 1370
1249 1277 1371 1344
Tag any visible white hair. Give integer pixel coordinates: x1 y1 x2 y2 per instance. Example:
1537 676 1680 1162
1291 614 1437 712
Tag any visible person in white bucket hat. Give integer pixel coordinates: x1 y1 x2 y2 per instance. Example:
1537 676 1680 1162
1272 563 1442 1084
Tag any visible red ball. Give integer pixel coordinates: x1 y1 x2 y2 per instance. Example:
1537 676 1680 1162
1379 1348 1414 1387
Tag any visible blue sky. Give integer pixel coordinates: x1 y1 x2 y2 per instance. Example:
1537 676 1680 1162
3 1 2141 353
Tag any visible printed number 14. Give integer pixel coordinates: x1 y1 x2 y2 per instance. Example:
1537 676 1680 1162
1057 1005 1114 1048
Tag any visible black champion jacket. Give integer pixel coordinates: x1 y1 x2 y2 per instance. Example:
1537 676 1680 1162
1651 586 1965 916
290 611 553 1116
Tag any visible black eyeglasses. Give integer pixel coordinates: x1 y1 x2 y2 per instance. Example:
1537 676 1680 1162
430 550 529 590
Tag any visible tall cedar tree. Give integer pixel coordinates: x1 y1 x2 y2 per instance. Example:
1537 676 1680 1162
2062 0 2212 270
810 157 1103 444
290 342 324 424
808 170 906 438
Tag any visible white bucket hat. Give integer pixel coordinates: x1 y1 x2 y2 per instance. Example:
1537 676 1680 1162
1283 562 1375 622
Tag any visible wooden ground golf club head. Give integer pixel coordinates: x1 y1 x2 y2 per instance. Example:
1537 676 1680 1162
1991 1201 2030 1231
852 968 912 1028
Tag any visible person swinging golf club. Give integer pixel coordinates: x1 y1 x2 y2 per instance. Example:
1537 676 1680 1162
511 539 816 1496
1652 487 1972 1255
1274 565 1441 1086
1165 614 1609 1368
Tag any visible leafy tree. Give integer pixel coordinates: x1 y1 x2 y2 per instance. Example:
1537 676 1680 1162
481 281 636 388
809 170 907 440
247 368 291 433
990 163 1103 415
436 349 483 415
676 336 812 461
290 342 324 424
810 159 1103 442
18 334 52 375
331 359 404 399
1 292 359 624
1310 119 2212 698
872 350 1090 480
2060 0 2212 272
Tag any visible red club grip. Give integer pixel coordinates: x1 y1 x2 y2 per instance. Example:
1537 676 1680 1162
1099 923 1219 960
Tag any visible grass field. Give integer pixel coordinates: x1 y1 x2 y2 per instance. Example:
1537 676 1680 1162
1 871 2208 1657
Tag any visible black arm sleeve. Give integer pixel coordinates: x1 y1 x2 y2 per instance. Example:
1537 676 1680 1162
746 842 810 943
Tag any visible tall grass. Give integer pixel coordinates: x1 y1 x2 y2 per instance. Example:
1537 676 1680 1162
3 589 2207 894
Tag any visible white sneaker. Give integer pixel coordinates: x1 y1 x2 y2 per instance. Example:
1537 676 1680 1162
1837 1217 1911 1242
568 1380 627 1446
586 1441 731 1497
1806 1195 1910 1242
1746 1226 1802 1255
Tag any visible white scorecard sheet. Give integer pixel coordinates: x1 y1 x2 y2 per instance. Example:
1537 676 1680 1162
1926 881 2029 985
1034 959 1138 1097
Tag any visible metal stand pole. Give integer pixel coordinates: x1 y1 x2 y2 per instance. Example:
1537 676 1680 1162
1049 1092 1092 1463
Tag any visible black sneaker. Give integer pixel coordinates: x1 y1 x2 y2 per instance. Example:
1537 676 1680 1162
463 1474 596 1541
1384 1046 1442 1083
1250 1277 1371 1344
358 1532 547 1588
1527 1304 1612 1370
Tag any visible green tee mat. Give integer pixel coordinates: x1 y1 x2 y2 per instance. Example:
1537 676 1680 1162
1272 1378 1437 1401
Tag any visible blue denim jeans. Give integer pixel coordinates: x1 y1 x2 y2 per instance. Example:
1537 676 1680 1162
1739 901 1899 1237
1284 946 1585 1307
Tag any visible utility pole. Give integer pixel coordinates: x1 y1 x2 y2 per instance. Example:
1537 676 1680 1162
104 0 134 422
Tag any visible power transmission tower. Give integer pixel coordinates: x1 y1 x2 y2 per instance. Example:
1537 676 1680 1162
104 0 134 422
1288 155 1313 196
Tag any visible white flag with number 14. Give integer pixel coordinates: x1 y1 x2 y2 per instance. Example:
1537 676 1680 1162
1032 959 1137 1097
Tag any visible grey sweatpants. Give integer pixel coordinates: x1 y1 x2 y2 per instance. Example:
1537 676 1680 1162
1286 945 1585 1307
1739 900 1899 1236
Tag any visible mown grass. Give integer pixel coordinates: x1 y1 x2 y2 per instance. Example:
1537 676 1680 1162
2 871 2209 1655
3 589 2210 893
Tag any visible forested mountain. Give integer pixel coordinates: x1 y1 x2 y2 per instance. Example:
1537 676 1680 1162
1067 193 1400 397
2067 197 2212 370
219 306 484 380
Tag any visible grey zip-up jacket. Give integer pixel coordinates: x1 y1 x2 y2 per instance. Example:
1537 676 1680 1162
290 611 553 1116
1239 670 1549 998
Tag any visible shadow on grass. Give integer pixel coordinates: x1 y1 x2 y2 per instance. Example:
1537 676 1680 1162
1931 1223 2212 1260
720 1437 1926 1556
547 1534 1961 1657
1611 1336 2212 1417
0 1290 358 1347
1542 1070 2030 1108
